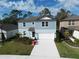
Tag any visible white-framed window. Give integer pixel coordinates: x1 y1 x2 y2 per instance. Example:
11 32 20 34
68 21 75 25
68 21 71 25
42 22 44 26
23 22 26 27
42 22 48 27
46 22 48 26
72 21 75 25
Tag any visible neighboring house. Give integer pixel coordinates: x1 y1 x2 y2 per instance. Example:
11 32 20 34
60 16 79 30
0 24 18 40
18 15 56 39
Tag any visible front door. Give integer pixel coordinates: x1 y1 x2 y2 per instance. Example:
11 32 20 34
32 32 35 37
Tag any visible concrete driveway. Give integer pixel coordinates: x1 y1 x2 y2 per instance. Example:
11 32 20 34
31 33 60 58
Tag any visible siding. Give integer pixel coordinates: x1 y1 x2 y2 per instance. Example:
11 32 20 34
7 29 18 38
18 22 34 29
18 21 56 32
60 21 79 30
18 20 56 38
35 21 56 33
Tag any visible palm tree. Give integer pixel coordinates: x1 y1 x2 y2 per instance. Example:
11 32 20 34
55 9 71 31
39 8 51 16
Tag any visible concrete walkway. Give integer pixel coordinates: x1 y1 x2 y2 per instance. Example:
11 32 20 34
31 33 60 58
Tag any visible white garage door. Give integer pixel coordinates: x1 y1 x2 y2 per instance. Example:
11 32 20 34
38 33 56 39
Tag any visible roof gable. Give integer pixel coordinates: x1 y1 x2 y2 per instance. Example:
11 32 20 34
41 17 51 20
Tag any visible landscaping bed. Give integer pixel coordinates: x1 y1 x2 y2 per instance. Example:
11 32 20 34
0 37 34 55
55 29 79 58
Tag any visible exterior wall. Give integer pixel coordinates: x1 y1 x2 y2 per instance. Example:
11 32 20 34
0 29 18 41
18 20 56 39
35 21 56 33
7 29 18 38
60 21 69 29
18 29 32 37
18 22 35 39
60 21 79 30
18 22 34 29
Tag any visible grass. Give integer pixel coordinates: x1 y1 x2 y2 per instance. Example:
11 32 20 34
65 40 79 47
55 41 79 59
0 38 34 55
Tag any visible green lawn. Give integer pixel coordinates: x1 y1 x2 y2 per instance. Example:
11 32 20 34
0 40 33 55
55 41 79 59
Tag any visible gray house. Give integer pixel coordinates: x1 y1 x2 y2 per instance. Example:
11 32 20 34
18 15 56 39
0 24 18 40
60 16 79 30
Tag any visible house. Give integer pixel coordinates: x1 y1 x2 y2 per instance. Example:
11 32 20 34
18 15 56 39
0 24 18 40
60 16 79 30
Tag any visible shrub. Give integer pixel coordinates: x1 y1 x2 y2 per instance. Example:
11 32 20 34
64 30 70 37
16 33 22 38
55 30 62 42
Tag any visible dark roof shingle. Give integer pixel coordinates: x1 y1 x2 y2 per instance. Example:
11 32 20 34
18 16 55 22
63 16 79 21
0 24 18 31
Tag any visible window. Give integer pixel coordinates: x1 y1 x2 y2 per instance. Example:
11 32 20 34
68 21 71 25
32 22 34 24
42 22 48 27
23 22 26 27
72 21 75 25
46 22 48 26
42 22 44 26
32 32 35 37
23 31 26 35
68 21 75 25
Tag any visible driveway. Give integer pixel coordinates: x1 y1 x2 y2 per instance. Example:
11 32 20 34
31 33 60 58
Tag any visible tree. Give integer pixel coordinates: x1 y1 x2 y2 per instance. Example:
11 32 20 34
10 9 22 18
2 13 9 18
23 14 27 18
2 9 22 25
27 11 32 16
39 8 51 16
55 9 71 30
23 11 32 18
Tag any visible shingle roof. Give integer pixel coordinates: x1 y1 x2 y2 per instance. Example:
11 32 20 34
0 24 18 31
63 16 79 21
18 15 55 22
28 27 35 32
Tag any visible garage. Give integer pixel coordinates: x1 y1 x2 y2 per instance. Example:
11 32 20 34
38 33 56 39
